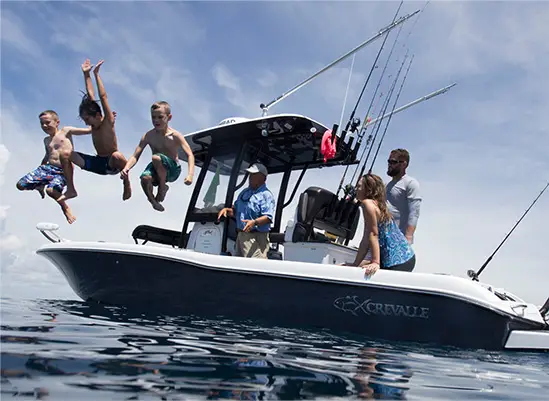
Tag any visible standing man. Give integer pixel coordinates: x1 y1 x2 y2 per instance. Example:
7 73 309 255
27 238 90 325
386 148 422 244
217 163 275 258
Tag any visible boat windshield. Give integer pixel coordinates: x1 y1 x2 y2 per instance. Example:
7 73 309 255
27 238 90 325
193 155 246 214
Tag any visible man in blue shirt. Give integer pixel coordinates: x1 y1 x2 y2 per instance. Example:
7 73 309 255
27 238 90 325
217 163 275 258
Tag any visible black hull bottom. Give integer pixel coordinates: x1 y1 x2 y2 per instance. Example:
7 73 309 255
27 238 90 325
42 250 544 351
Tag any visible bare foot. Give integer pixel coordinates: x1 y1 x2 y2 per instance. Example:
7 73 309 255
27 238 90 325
150 199 165 212
60 204 77 224
155 184 169 202
58 188 78 203
122 177 132 201
36 186 45 199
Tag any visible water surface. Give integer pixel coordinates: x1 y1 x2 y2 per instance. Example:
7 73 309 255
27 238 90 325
1 298 548 400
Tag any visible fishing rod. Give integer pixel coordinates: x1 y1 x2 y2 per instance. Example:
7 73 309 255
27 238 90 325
338 0 404 142
336 54 356 139
336 1 429 196
259 9 421 116
335 10 407 197
368 54 414 173
349 51 410 187
353 0 429 148
468 180 549 282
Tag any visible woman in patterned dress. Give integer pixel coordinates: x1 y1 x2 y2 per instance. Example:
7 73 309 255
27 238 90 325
344 173 416 275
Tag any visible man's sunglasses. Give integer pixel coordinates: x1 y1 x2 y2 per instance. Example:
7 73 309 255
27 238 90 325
387 159 404 165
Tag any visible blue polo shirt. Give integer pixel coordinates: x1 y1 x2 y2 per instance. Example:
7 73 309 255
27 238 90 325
234 184 275 232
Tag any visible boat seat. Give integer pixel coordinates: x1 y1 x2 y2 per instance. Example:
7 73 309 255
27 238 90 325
132 225 183 248
292 186 360 243
269 232 285 244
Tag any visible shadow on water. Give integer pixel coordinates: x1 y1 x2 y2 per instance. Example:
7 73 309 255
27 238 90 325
1 298 548 400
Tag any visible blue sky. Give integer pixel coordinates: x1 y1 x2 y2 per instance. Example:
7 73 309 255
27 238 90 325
1 1 548 305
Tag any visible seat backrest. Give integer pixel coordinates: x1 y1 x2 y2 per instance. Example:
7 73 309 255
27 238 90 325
132 225 183 247
292 186 360 243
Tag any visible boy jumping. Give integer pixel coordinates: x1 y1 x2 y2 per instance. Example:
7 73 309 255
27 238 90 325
16 110 92 224
121 101 195 212
58 58 131 202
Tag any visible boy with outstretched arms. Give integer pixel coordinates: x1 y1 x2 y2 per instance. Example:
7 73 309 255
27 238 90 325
16 110 92 224
121 101 195 212
59 58 131 202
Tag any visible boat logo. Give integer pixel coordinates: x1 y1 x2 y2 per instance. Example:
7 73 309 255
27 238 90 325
333 295 429 319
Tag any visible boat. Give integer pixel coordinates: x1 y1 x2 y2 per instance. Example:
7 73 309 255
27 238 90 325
35 111 549 352
34 12 549 352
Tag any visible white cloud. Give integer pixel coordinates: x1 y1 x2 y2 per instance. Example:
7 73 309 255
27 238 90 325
0 144 9 187
0 234 23 252
0 9 43 57
256 69 278 88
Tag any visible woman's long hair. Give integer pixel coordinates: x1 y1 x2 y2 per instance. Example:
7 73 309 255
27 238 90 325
359 173 392 223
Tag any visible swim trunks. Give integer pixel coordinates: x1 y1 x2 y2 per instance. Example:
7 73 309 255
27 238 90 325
17 164 66 193
140 153 181 184
75 152 119 175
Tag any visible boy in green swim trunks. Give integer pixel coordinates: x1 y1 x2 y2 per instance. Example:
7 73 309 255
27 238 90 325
121 101 195 212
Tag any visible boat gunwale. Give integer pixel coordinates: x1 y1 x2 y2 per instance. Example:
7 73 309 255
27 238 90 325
36 241 546 329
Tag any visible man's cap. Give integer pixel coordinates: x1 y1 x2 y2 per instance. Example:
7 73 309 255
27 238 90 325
246 163 268 177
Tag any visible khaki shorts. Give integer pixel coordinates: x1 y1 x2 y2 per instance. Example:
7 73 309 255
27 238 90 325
235 231 270 258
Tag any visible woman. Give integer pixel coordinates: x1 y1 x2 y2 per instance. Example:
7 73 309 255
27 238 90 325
344 173 416 275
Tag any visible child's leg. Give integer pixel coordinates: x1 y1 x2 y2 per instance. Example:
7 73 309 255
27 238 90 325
109 151 132 201
57 151 77 202
16 166 50 199
139 164 164 212
45 187 76 224
151 154 169 202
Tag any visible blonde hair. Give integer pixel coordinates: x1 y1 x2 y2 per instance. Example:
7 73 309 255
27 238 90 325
359 173 392 223
39 110 59 121
151 101 171 115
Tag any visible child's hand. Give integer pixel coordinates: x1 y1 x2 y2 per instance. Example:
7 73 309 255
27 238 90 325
184 175 193 185
120 167 130 179
82 59 93 74
93 60 104 75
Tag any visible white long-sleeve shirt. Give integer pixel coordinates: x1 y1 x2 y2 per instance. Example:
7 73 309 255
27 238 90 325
386 174 422 241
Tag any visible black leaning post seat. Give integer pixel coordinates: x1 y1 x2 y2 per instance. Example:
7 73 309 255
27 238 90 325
131 225 183 248
292 186 360 244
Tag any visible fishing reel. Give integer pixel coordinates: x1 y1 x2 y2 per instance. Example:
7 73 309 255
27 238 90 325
349 117 361 133
343 183 356 200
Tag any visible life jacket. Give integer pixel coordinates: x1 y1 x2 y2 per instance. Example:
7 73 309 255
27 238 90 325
320 129 337 163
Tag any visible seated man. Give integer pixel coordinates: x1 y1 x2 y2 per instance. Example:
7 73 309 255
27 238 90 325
217 163 275 258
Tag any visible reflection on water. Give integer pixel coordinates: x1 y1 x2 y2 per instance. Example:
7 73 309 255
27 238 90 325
1 298 548 400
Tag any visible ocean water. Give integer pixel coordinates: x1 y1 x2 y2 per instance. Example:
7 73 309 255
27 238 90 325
1 297 548 400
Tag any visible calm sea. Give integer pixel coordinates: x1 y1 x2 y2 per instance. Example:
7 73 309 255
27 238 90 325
1 297 548 400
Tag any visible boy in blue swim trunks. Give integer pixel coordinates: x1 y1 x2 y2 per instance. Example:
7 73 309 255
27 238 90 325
16 110 92 224
121 101 195 212
58 58 131 202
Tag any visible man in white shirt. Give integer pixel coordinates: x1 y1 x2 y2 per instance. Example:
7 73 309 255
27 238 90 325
385 148 422 244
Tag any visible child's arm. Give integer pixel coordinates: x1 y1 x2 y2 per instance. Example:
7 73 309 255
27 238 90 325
82 59 96 100
92 60 115 124
175 133 195 185
41 137 49 165
65 126 92 136
120 133 149 178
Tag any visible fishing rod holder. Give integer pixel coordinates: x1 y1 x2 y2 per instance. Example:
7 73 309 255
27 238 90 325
467 269 480 281
260 103 269 117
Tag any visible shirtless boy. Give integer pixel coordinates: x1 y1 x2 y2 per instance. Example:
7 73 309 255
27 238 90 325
121 101 195 212
16 110 92 224
58 58 131 202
